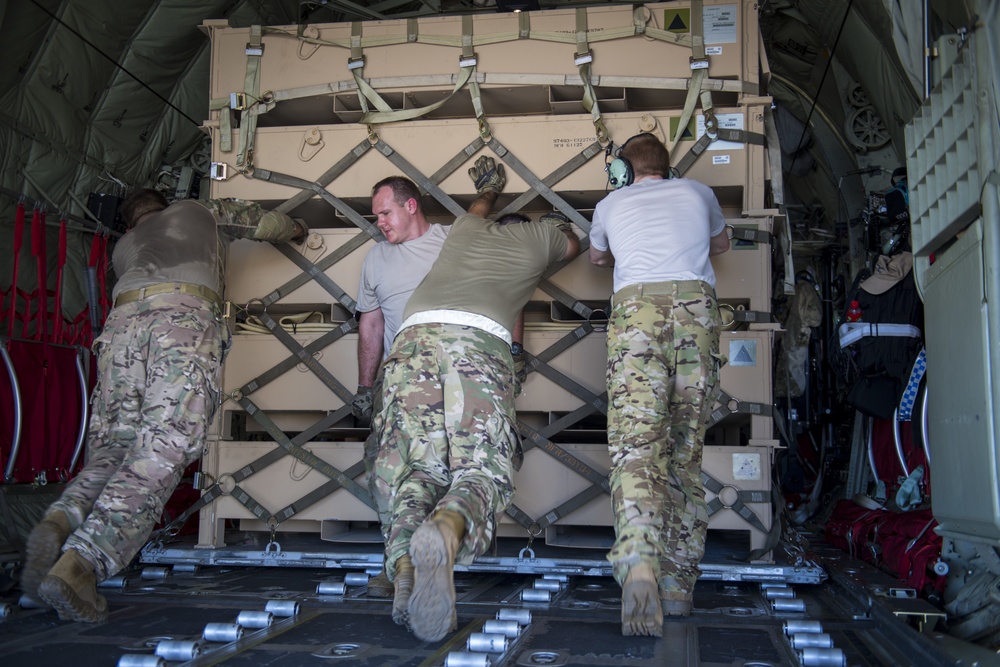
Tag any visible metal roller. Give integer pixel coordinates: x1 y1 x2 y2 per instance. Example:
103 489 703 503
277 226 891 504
532 579 561 591
784 619 823 635
154 640 202 661
203 622 245 642
117 655 166 667
521 588 551 603
98 575 130 589
140 567 170 581
760 582 789 590
771 598 806 613
482 619 520 638
18 594 46 609
496 608 532 625
445 652 491 667
1 603 11 618
236 610 273 628
798 647 846 667
317 581 347 596
543 574 568 583
344 573 369 586
765 588 796 599
265 600 300 617
172 563 200 573
467 632 508 653
790 632 833 649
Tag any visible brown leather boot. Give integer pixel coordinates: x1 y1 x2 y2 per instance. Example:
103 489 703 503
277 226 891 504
621 563 663 637
22 510 72 599
38 549 109 623
368 569 395 599
391 556 413 626
407 509 464 642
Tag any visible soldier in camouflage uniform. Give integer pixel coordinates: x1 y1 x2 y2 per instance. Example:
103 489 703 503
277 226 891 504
22 189 305 623
372 156 580 642
590 133 730 637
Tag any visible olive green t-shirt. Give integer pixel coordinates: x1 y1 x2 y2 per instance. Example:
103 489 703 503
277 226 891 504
403 213 569 335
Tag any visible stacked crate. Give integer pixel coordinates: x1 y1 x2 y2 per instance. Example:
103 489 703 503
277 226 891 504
197 0 780 560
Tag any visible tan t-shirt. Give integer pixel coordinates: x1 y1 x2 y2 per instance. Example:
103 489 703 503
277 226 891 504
403 213 568 335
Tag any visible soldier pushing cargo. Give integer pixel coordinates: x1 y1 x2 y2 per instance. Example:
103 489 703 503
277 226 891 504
372 155 580 642
22 189 305 623
590 133 730 637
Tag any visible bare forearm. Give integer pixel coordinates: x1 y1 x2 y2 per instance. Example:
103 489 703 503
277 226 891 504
468 191 499 218
357 312 385 386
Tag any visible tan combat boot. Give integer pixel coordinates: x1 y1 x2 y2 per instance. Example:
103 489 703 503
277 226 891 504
22 510 72 599
38 549 109 623
660 573 693 616
391 556 414 626
621 562 663 637
368 569 395 598
407 509 464 642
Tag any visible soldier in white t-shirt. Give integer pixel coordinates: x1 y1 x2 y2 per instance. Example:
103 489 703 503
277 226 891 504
590 133 730 637
353 176 449 598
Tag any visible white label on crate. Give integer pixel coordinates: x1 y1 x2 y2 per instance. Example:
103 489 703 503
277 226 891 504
704 5 738 44
697 113 745 151
728 339 757 367
705 46 723 56
733 453 762 481
712 155 731 165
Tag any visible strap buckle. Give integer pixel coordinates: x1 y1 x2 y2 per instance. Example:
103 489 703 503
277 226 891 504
245 43 264 57
347 56 365 70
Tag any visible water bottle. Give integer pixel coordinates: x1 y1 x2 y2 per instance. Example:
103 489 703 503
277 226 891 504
845 300 863 322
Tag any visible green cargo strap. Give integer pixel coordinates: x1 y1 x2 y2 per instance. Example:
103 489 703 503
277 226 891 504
707 389 773 427
207 94 234 154
518 11 530 38
407 18 418 42
238 325 356 398
236 25 264 169
702 470 771 534
253 233 372 309
747 485 784 561
486 136 588 232
252 165 382 240
238 394 375 510
276 139 374 215
372 138 466 218
462 16 489 137
673 125 766 177
359 18 478 127
518 422 611 493
497 140 604 226
349 22 372 114
671 0 707 150
575 9 608 145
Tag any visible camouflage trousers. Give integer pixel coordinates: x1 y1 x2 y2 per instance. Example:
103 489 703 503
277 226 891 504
604 282 723 595
362 370 390 539
51 294 227 580
372 323 518 581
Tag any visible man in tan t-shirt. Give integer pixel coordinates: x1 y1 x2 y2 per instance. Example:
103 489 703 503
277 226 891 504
371 156 580 642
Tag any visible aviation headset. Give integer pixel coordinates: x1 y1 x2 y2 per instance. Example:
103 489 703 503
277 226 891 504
605 132 661 190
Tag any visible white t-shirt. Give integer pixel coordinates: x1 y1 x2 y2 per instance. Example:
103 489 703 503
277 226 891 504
590 178 726 291
356 224 449 356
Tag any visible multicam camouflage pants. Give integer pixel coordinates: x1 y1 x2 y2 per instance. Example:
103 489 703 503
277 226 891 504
372 323 518 581
362 370 390 538
51 293 227 580
604 282 723 595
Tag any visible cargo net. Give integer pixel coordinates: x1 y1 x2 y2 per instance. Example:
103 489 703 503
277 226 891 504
157 8 772 553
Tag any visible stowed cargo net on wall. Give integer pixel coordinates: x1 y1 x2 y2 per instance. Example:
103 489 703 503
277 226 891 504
167 1 781 561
